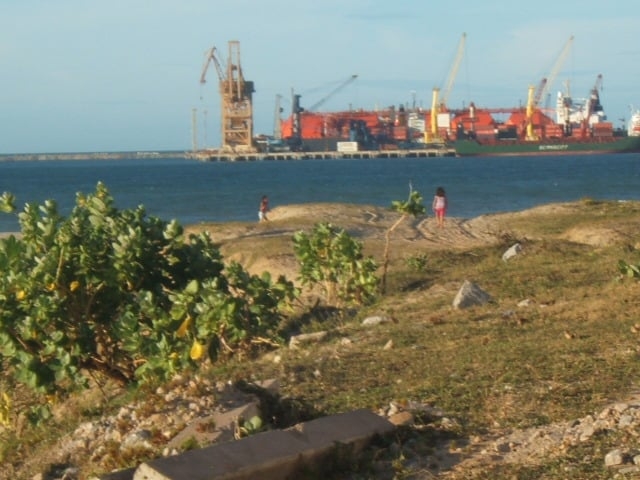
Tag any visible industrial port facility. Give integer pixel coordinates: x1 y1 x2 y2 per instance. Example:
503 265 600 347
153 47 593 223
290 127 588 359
190 36 640 161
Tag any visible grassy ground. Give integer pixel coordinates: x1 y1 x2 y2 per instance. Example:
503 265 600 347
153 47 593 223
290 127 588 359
3 199 640 479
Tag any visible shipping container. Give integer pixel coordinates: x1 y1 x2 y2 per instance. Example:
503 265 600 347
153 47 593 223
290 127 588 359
337 141 359 153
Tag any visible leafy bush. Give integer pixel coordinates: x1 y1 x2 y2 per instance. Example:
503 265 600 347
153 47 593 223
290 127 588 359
405 253 428 272
293 222 378 307
0 183 297 397
619 259 640 278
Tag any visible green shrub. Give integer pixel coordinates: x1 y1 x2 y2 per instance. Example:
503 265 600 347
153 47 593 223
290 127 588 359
0 183 297 399
619 259 640 278
293 222 378 307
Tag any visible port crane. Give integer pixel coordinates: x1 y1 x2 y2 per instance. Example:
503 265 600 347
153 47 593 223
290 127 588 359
578 73 604 136
439 32 466 111
284 74 358 150
200 40 255 152
273 94 283 140
428 32 466 143
526 35 574 140
307 74 358 112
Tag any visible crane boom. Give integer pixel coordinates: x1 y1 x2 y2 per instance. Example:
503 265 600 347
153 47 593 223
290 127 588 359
427 33 465 143
308 74 358 111
525 35 574 141
440 32 466 109
534 35 574 108
199 47 225 85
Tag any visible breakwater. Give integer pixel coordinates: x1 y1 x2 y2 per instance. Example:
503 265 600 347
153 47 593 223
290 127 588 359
0 151 188 162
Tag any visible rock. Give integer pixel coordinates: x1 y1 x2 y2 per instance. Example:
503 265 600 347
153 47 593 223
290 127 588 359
604 448 625 466
388 411 414 426
362 315 393 326
121 429 153 451
289 331 327 349
452 280 492 309
502 243 522 262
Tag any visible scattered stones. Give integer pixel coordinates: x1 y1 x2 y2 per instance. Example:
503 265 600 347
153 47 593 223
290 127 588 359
446 393 640 475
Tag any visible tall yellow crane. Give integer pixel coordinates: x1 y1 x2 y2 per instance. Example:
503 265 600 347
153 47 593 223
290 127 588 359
427 33 466 143
440 32 466 111
200 40 255 152
525 35 574 140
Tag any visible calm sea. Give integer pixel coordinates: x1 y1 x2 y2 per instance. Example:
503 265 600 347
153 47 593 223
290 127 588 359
0 154 639 233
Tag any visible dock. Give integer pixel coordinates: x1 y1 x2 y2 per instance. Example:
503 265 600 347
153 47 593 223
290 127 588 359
188 147 456 162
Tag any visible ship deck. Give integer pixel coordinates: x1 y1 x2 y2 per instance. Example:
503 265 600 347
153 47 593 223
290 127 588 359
189 147 456 162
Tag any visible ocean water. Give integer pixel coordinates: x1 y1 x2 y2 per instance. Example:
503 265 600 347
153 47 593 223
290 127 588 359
0 154 639 233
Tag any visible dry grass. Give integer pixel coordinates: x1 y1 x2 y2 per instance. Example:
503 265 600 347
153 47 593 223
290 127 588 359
4 199 640 479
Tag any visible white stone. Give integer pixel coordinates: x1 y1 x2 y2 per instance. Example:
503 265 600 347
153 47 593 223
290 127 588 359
604 448 625 466
502 243 522 262
362 315 392 326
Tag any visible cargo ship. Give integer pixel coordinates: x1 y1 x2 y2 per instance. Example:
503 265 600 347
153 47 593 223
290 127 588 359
449 84 640 156
276 75 640 157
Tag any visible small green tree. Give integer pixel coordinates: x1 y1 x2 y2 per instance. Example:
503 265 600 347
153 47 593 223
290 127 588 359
293 222 378 307
382 189 426 293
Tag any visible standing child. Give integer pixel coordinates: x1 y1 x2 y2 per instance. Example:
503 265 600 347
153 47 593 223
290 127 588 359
432 187 447 228
259 195 269 222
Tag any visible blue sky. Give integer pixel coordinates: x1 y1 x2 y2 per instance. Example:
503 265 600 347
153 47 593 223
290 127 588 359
1 0 639 154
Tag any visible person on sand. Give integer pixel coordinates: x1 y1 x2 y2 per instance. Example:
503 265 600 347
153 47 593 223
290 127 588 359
259 195 269 222
432 187 447 228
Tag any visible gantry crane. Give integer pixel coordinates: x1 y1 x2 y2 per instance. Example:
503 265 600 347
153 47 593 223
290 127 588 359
200 40 255 152
428 33 466 143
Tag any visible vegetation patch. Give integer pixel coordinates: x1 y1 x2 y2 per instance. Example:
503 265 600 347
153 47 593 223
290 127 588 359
3 196 640 479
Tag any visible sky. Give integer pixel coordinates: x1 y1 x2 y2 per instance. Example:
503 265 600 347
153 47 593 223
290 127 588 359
1 0 639 154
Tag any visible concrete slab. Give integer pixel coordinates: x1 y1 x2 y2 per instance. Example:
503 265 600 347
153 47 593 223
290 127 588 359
287 408 394 449
134 429 308 480
114 409 394 480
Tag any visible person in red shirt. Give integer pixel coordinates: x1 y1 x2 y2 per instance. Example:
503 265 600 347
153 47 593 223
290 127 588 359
259 195 269 222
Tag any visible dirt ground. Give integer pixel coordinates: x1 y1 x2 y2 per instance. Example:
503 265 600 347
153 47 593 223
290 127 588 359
185 201 619 282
